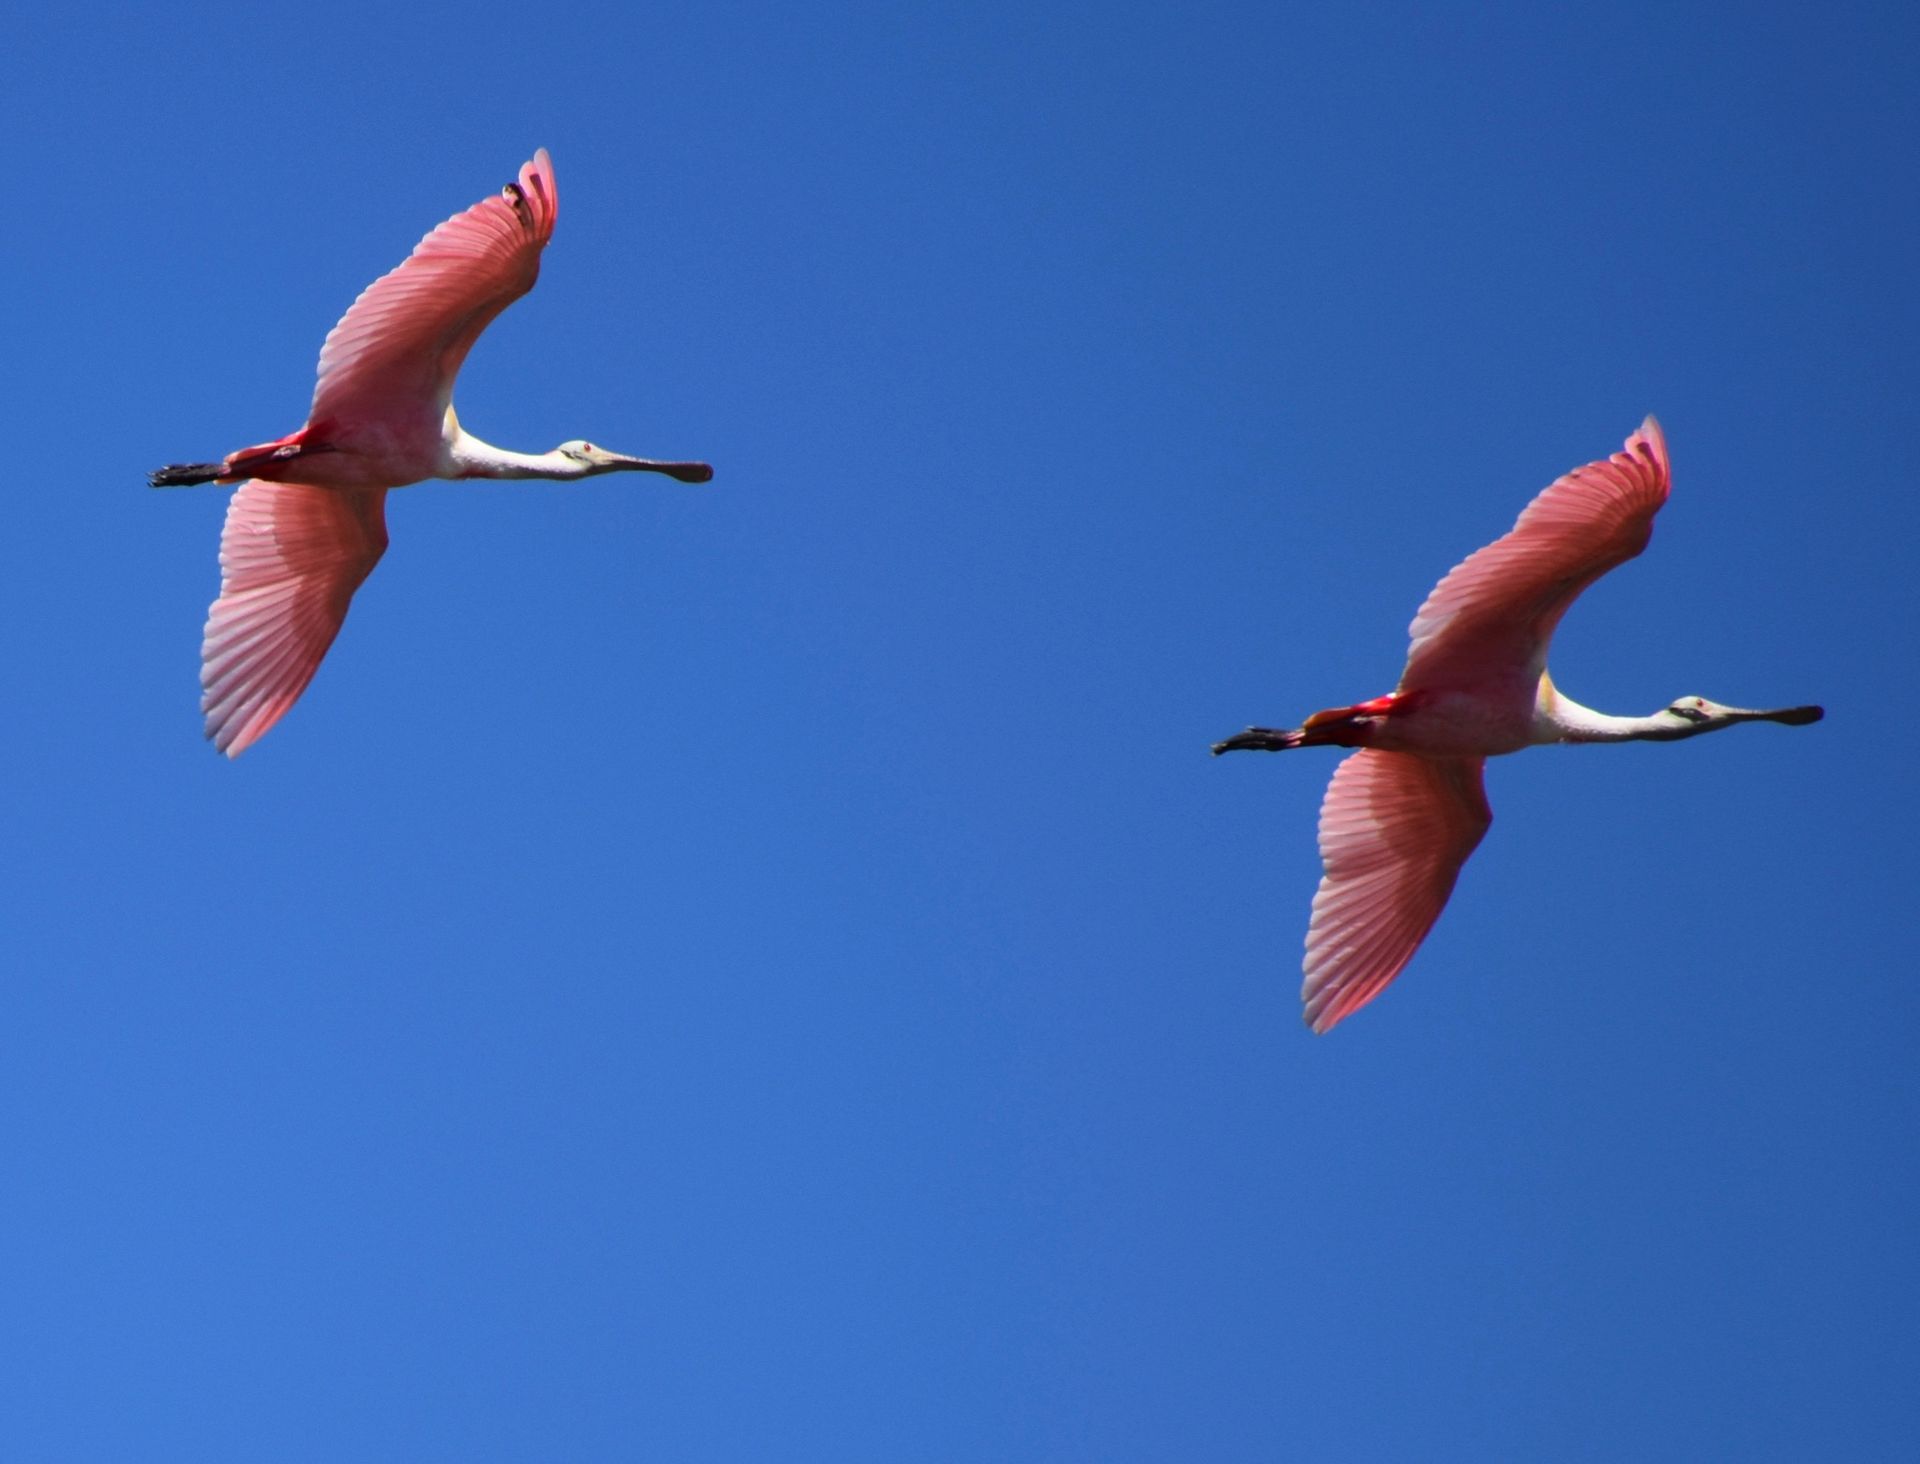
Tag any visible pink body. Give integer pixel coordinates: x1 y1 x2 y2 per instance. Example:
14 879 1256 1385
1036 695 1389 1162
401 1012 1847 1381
1219 420 1822 1033
167 151 711 756
198 151 560 756
220 150 559 496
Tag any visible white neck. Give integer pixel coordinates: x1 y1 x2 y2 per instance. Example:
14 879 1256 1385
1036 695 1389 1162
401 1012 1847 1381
445 427 588 481
1533 676 1684 744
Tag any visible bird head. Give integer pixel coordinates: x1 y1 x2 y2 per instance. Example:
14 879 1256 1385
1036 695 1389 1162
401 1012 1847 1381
1655 696 1825 738
555 441 714 483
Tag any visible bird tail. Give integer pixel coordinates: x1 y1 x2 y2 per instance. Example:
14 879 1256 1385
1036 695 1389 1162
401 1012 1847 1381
149 461 227 487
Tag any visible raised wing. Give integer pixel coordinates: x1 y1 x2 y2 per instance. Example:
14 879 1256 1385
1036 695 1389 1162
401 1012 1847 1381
1398 417 1670 694
201 481 389 757
308 149 558 442
1302 750 1491 1033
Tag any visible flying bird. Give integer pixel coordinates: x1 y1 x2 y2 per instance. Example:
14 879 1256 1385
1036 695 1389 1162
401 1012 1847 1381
1213 418 1822 1033
151 149 712 756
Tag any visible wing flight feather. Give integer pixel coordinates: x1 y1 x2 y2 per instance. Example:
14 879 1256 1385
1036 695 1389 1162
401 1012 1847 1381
1399 417 1670 693
201 480 389 757
308 150 558 440
1302 750 1492 1032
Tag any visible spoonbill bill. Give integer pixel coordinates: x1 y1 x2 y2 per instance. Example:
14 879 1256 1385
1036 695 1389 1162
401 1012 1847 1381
150 149 712 756
1213 418 1822 1033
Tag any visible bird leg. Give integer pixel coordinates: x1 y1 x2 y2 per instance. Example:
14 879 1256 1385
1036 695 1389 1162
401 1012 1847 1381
1213 696 1406 755
149 461 228 487
150 435 319 488
1212 727 1307 755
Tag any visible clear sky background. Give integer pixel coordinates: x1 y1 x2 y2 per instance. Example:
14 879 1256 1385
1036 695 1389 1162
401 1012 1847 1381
3 2 1915 1459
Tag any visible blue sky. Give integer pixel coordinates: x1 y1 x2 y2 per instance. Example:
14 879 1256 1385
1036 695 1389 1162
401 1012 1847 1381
3 1 1915 1458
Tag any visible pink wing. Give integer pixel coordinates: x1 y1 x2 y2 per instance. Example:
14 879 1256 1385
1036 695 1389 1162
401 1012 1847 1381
201 480 389 757
1302 750 1492 1033
307 149 558 443
1398 417 1670 694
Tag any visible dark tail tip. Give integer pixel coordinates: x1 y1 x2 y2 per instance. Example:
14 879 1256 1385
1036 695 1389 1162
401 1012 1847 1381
149 461 224 488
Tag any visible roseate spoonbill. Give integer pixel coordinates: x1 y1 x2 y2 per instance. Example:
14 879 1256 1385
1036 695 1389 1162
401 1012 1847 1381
150 149 712 756
1213 418 1822 1033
